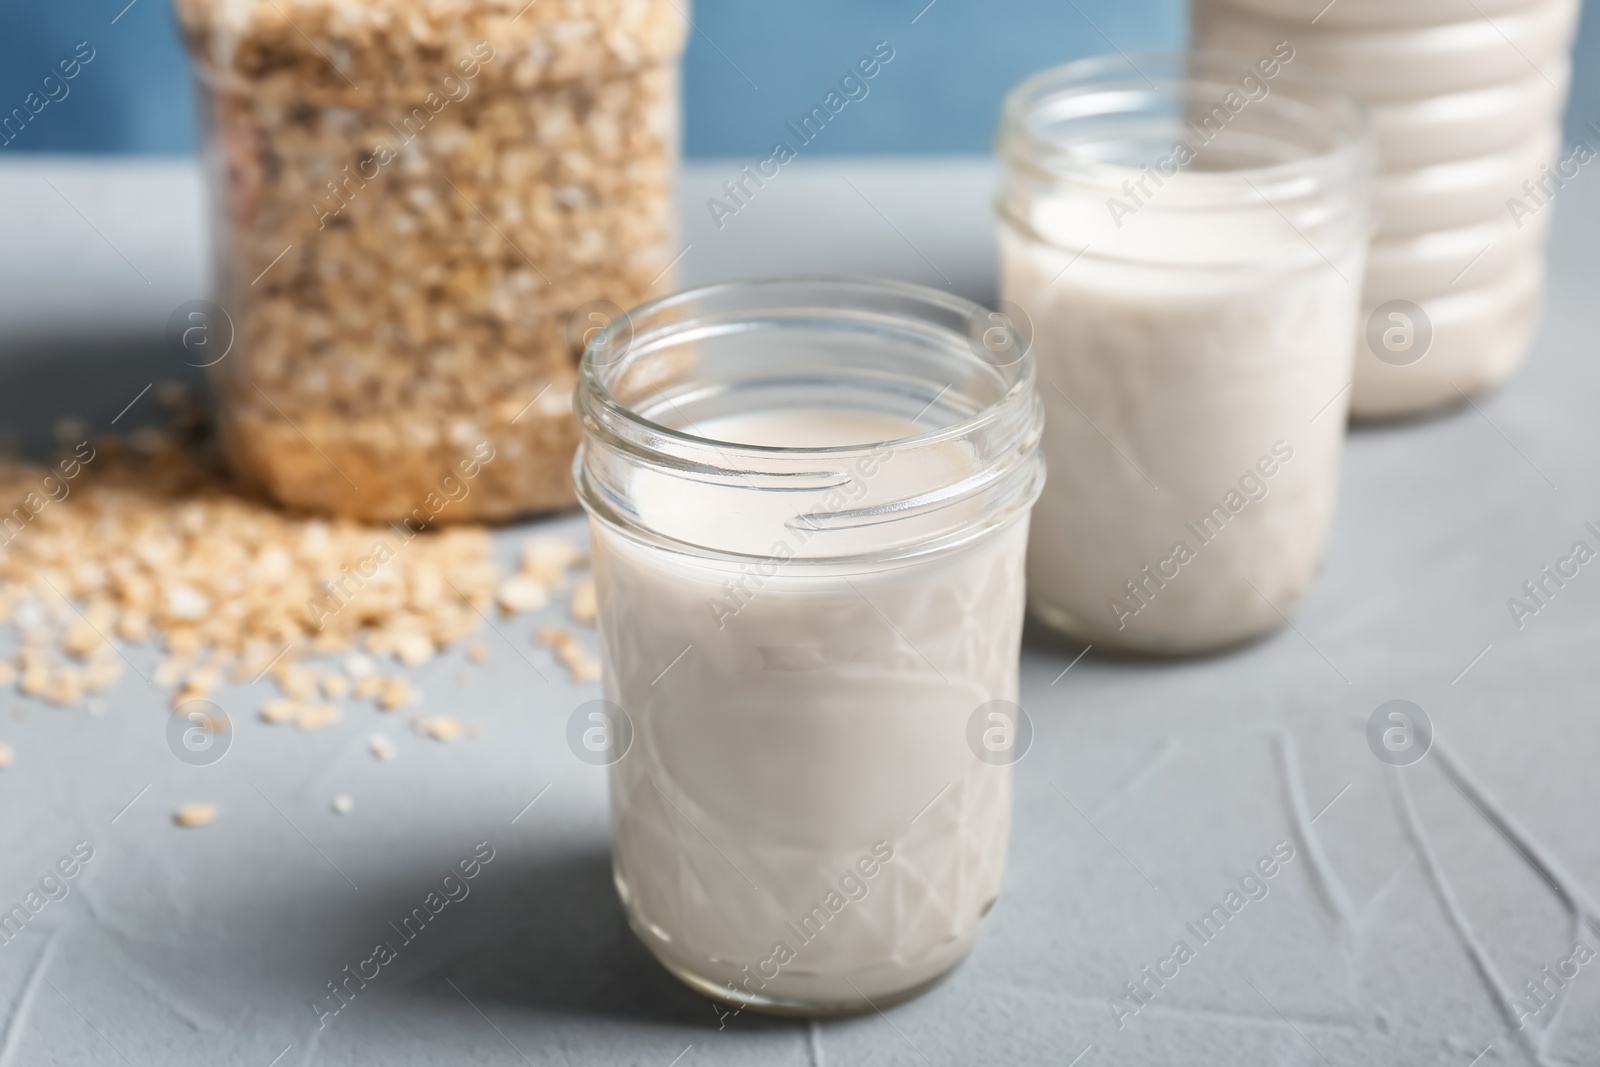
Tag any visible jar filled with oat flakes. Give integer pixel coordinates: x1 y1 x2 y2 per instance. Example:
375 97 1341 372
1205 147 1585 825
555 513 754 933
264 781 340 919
173 0 687 522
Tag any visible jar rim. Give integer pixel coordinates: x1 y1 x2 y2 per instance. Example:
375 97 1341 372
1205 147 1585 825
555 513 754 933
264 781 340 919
572 276 1046 567
577 275 1036 456
994 49 1373 269
997 49 1372 188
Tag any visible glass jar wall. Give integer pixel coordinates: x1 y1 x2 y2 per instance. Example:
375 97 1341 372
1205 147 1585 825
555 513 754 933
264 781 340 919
174 0 686 521
997 52 1372 653
574 278 1045 1014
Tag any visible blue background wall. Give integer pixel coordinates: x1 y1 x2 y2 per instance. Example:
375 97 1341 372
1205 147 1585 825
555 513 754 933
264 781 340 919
0 0 1594 156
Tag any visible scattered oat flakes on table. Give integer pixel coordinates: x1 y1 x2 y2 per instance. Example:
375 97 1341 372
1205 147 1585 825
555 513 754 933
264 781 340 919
275 664 319 702
19 667 47 697
295 704 341 731
376 678 412 711
417 716 463 742
331 794 354 815
117 610 151 643
392 632 437 667
260 699 299 725
496 575 549 616
570 658 602 683
521 538 585 590
173 803 216 828
62 618 105 659
0 436 499 711
570 579 598 625
44 671 84 707
153 660 185 688
538 626 603 683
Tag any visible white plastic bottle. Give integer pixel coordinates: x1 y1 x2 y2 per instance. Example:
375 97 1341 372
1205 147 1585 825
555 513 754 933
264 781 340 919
1191 0 1581 418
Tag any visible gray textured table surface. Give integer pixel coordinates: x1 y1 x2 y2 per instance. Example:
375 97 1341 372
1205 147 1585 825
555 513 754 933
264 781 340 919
0 158 1597 1067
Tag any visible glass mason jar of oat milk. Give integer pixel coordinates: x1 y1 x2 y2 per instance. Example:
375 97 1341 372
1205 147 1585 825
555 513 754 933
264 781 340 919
997 53 1372 654
574 279 1045 1014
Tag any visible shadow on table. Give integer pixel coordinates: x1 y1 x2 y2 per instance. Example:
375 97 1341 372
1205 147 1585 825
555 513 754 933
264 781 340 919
1021 606 1314 665
335 842 795 1033
0 331 209 459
